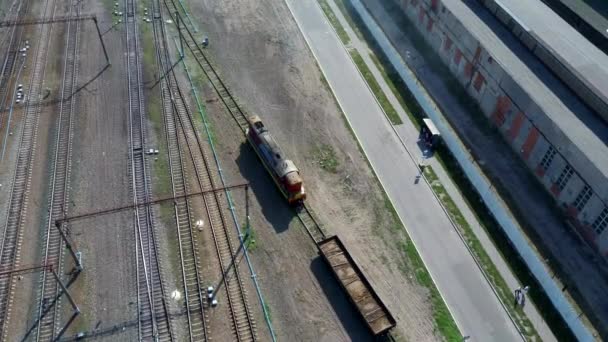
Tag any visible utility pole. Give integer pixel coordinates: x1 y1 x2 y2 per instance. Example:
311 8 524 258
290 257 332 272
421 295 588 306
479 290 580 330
245 185 250 239
55 221 83 271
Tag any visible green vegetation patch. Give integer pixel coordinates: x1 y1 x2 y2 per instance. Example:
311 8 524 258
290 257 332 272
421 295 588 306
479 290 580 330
243 223 258 251
312 144 339 173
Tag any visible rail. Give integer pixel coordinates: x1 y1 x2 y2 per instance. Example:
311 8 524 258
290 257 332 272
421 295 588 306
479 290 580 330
296 204 326 244
163 7 250 133
35 1 81 339
176 42 278 341
124 0 173 339
0 0 28 155
0 14 95 27
151 0 208 339
155 4 257 340
0 0 56 338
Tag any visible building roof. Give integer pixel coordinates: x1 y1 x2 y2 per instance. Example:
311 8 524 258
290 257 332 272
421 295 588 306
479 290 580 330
494 0 608 122
560 0 608 39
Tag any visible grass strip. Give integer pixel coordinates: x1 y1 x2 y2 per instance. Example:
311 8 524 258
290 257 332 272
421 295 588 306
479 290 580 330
333 0 365 40
317 1 460 339
424 166 539 339
401 236 460 341
349 49 402 125
319 0 402 125
329 0 579 339
318 0 351 45
368 53 419 127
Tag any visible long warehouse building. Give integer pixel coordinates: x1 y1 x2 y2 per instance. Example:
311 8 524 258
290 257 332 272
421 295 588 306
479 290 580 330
396 0 608 259
382 0 608 336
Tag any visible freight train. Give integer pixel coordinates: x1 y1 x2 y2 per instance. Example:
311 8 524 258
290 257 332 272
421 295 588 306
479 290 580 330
246 115 306 205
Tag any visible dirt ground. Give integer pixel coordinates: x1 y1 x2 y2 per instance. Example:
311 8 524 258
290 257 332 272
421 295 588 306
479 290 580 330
1 0 444 340
57 0 139 338
177 0 441 340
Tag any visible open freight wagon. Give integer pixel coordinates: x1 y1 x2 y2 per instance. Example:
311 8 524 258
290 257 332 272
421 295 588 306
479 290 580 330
318 235 396 336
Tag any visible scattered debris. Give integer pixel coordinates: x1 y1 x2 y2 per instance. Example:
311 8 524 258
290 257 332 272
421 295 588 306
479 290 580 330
171 289 182 300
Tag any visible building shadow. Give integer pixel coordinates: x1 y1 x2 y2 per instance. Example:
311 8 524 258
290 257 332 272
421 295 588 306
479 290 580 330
310 257 374 342
235 142 293 233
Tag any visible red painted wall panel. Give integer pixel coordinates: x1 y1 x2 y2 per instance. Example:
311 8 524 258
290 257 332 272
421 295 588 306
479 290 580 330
521 127 540 160
535 164 546 177
464 61 473 78
444 36 452 51
508 112 524 142
550 183 561 197
473 73 485 92
454 49 462 66
491 96 510 127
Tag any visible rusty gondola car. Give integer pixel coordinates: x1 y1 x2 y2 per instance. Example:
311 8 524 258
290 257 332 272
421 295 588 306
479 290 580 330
318 235 396 336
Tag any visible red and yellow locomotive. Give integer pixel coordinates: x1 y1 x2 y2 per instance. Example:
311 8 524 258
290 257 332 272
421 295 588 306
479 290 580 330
246 116 306 205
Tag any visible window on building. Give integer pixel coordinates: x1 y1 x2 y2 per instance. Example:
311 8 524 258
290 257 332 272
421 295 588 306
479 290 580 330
539 146 556 171
592 208 608 235
572 185 592 211
555 165 574 191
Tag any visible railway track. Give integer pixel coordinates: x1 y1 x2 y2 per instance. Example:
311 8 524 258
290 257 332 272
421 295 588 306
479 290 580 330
35 1 81 340
0 0 57 338
160 4 329 249
124 0 174 339
0 1 23 110
150 0 209 340
162 0 249 134
296 205 326 244
0 0 28 142
152 1 257 340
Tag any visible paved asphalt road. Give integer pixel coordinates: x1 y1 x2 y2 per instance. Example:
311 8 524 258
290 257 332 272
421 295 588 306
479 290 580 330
284 0 522 340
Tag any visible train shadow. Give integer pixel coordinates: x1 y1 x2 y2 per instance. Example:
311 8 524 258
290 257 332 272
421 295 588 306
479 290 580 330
235 142 293 234
310 257 374 342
